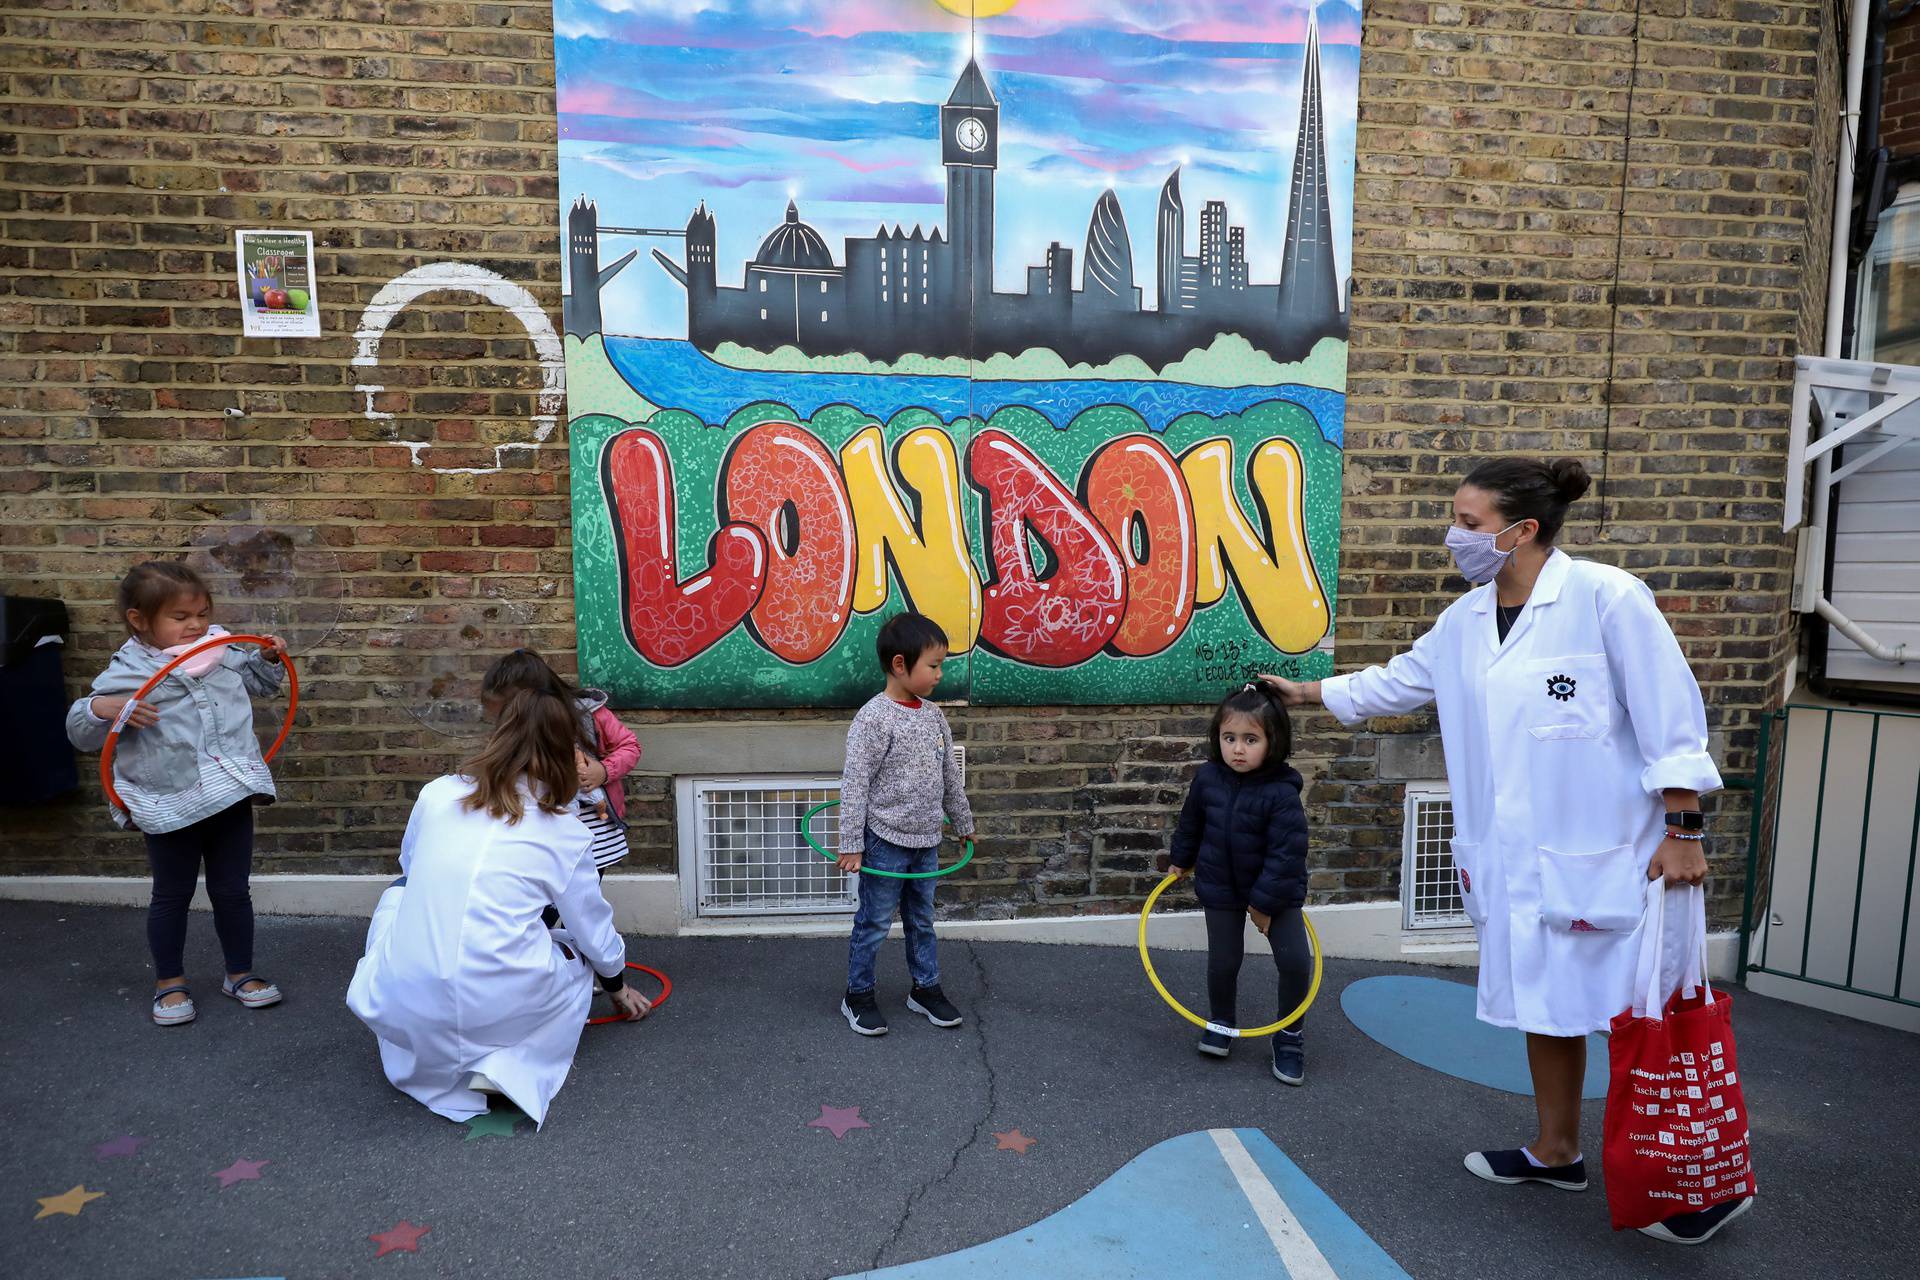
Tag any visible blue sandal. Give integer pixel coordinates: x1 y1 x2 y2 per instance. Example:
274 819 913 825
221 974 282 1009
152 984 196 1026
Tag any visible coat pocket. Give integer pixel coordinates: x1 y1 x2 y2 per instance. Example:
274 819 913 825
1537 842 1645 932
117 730 194 796
1522 655 1612 741
1449 838 1488 926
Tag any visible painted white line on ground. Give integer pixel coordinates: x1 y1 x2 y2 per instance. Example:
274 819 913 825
1210 1128 1340 1280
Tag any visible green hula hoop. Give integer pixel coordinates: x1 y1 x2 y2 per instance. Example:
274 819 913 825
800 800 975 880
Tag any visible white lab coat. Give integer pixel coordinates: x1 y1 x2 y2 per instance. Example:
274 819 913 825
346 774 627 1126
1323 550 1721 1036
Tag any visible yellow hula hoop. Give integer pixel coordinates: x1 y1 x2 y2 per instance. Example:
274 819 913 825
1136 871 1323 1039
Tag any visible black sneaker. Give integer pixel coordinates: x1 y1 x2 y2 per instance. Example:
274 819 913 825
1639 1196 1752 1245
906 984 962 1028
1463 1148 1588 1192
1197 1028 1232 1058
1271 1030 1305 1086
841 989 888 1036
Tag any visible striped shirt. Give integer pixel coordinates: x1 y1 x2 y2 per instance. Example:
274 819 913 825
577 788 628 869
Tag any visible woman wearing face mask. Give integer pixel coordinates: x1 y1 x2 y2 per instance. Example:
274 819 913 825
1261 457 1746 1246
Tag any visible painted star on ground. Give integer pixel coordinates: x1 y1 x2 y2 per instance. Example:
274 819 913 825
806 1105 871 1140
993 1128 1038 1154
371 1219 432 1257
35 1185 105 1219
93 1135 147 1160
463 1107 528 1141
213 1158 270 1190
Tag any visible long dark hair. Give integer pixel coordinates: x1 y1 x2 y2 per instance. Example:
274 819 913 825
482 648 592 749
460 686 580 824
1461 457 1593 545
1207 683 1293 770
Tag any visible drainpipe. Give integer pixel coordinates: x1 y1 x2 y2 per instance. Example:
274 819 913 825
1826 0 1874 359
1796 0 1879 699
1815 598 1911 663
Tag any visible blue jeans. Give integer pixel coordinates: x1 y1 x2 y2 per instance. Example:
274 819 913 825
846 830 940 994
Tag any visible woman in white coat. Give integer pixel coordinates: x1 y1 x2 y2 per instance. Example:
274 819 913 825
347 686 648 1127
1264 457 1750 1246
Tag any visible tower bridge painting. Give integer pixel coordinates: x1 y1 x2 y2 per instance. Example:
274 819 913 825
553 0 1362 708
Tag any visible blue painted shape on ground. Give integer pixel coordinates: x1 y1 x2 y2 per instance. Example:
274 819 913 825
1340 975 1608 1098
1238 1130 1415 1279
841 1128 1410 1279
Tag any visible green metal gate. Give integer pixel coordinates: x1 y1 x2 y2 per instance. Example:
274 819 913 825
1739 705 1920 1015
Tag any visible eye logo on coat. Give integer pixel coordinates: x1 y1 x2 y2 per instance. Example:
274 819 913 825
1546 674 1577 702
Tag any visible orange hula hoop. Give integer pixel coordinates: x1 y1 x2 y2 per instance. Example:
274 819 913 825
98 633 299 816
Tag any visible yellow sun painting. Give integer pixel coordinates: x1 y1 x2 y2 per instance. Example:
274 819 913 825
934 0 1021 16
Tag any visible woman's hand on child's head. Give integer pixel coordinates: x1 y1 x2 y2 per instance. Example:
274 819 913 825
1249 907 1272 935
1254 674 1312 707
94 696 159 731
837 852 864 874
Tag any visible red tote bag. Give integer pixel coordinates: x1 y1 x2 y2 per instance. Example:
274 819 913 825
1603 883 1757 1230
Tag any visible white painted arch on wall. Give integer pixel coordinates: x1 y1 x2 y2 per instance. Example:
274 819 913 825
350 262 565 475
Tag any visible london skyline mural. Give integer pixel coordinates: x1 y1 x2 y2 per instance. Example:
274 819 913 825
553 0 1361 708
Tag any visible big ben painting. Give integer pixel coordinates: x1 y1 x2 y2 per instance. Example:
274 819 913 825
553 0 1362 708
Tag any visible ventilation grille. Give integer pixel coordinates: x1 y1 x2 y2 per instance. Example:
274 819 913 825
689 777 854 916
1401 783 1468 930
678 748 966 919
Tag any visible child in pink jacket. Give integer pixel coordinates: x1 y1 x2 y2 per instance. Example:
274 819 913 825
481 649 641 875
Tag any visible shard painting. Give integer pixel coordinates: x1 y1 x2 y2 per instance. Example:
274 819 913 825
554 0 1361 707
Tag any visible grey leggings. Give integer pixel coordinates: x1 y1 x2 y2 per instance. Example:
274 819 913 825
1204 906 1311 1031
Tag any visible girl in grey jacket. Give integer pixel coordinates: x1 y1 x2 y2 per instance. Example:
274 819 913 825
66 561 288 1026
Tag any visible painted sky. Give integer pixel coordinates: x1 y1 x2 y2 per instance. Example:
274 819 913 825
555 0 1363 340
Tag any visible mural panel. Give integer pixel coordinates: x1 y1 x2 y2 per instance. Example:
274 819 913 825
555 0 1361 707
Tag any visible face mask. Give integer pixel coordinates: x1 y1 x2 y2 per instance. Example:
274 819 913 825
1445 522 1522 583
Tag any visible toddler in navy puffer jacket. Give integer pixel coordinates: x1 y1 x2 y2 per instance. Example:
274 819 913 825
1165 682 1314 1085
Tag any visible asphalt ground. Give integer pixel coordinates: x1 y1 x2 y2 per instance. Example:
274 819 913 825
1 901 1913 1280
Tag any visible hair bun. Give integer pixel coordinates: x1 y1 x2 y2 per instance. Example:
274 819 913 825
1548 458 1592 504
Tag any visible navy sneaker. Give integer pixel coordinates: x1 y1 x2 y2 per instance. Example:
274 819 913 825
1271 1030 1305 1085
841 989 888 1037
1463 1148 1588 1191
906 984 962 1028
1639 1197 1752 1245
1197 1027 1232 1058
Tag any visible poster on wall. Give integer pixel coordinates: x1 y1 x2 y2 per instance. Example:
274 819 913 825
235 229 320 338
554 0 1359 707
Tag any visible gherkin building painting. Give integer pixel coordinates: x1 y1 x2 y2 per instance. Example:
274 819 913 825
553 1 1361 708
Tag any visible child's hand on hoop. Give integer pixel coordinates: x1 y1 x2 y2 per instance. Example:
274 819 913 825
1249 907 1272 936
260 635 289 665
93 696 158 731
837 851 863 874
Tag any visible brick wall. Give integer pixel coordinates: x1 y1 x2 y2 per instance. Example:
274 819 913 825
2 1 1837 927
1882 10 1920 157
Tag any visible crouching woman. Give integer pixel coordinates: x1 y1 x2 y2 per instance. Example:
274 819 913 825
347 685 646 1127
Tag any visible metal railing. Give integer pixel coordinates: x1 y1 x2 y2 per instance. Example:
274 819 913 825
1738 705 1920 1011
